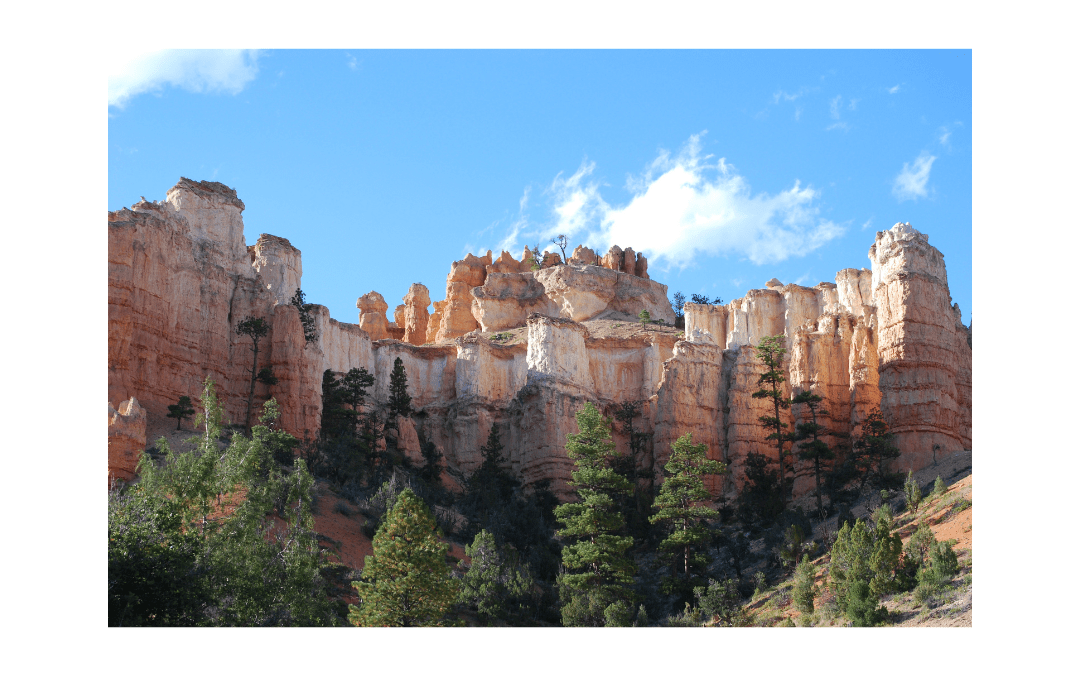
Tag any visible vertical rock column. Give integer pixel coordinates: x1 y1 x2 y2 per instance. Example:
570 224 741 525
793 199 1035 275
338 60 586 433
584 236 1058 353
870 222 963 469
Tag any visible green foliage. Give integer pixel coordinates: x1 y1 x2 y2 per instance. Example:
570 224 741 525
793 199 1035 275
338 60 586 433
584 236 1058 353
778 524 814 569
650 433 727 602
290 287 317 344
166 395 196 430
638 309 651 331
793 556 818 614
458 424 561 620
792 390 835 520
845 580 888 626
388 357 412 419
350 488 459 626
457 529 534 625
109 378 338 626
853 408 901 488
611 400 654 540
695 578 747 626
690 293 723 305
737 451 784 524
491 331 512 342
904 470 923 514
752 335 793 506
933 475 947 498
555 403 637 626
256 366 278 386
528 244 544 270
828 515 900 624
671 291 685 320
236 316 271 430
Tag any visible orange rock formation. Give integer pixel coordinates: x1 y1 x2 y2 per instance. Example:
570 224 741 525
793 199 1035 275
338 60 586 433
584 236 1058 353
108 180 971 502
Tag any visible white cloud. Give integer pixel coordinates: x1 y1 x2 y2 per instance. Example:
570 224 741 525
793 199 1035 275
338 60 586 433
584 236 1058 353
826 122 849 132
829 95 842 119
496 134 844 267
794 106 802 121
861 218 873 230
888 84 901 94
773 89 803 104
892 151 936 201
938 126 952 146
108 49 263 108
347 54 358 70
848 98 859 111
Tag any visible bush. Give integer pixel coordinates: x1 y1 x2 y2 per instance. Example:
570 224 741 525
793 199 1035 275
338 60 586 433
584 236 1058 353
904 470 922 514
695 578 745 626
845 580 888 626
933 475 947 498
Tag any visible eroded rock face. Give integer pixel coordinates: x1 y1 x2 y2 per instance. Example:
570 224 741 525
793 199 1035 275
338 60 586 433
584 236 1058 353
109 397 147 485
870 222 968 468
402 283 431 346
357 291 391 341
109 180 969 501
252 234 302 306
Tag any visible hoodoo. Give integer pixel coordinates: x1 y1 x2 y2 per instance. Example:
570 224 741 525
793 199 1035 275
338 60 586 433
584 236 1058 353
109 179 971 499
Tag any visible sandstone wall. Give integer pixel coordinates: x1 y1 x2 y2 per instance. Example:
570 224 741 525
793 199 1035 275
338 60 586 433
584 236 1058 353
109 180 970 503
870 223 967 469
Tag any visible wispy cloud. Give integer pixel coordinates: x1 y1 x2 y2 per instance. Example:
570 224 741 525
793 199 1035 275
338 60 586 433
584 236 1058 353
861 218 873 230
108 49 263 108
892 151 936 201
773 89 805 104
346 53 358 70
794 106 802 122
491 134 844 267
829 95 842 119
826 122 850 132
888 84 901 94
938 127 952 146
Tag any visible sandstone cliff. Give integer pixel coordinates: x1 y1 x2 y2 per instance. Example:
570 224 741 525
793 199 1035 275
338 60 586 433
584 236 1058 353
109 180 970 503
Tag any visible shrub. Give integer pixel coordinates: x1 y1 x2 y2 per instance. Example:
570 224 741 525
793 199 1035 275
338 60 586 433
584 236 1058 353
933 475 946 497
904 470 922 514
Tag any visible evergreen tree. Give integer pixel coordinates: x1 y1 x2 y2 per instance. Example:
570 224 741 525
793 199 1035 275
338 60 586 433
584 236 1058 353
737 450 784 524
853 408 901 488
793 555 818 614
649 433 727 601
290 287 318 344
904 469 923 514
612 400 653 539
110 378 337 626
340 367 375 424
554 402 637 626
752 335 793 506
671 291 686 327
828 511 901 625
457 529 534 625
638 309 651 331
236 316 270 430
388 357 412 418
166 395 195 430
350 488 459 626
791 390 835 523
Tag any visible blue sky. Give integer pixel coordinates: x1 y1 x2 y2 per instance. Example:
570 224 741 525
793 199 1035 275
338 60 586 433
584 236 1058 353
108 50 971 325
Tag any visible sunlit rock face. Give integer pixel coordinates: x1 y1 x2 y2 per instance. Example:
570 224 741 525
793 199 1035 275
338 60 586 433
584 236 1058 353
109 180 969 499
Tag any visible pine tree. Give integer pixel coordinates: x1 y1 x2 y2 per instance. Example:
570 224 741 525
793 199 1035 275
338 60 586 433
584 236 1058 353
290 287 317 344
236 316 270 431
752 334 793 506
166 395 195 430
853 407 901 488
457 529 534 625
793 555 818 614
904 469 923 514
383 357 413 466
638 309 651 331
649 433 726 600
340 367 375 424
111 379 336 626
554 402 637 626
350 488 459 626
791 390 835 523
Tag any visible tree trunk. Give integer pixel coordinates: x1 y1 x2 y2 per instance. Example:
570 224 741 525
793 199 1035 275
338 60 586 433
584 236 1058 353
246 340 259 431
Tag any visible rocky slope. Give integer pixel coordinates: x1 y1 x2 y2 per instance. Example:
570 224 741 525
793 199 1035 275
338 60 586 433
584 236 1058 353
108 179 971 500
